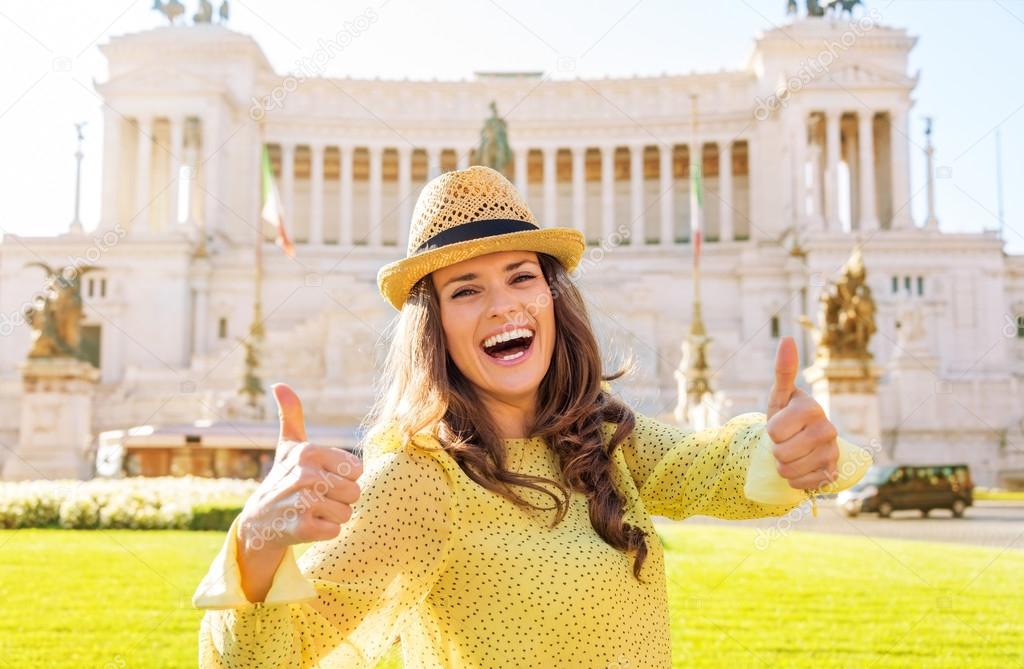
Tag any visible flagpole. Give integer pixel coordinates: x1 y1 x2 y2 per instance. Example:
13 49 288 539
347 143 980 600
686 92 711 408
240 128 266 419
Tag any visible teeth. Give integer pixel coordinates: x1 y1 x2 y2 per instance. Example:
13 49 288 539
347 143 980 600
498 350 525 361
482 328 534 349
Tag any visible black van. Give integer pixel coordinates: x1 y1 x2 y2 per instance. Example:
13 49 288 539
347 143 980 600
837 464 974 518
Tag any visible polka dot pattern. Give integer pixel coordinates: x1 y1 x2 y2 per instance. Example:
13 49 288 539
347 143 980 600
195 411 802 668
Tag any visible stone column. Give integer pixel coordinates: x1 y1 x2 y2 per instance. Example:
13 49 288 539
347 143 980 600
858 111 879 232
456 147 470 170
199 111 224 242
630 143 644 245
659 143 674 245
100 110 122 233
1 358 100 481
824 110 841 232
808 142 824 231
134 115 153 235
184 120 201 235
571 146 586 234
792 110 808 229
890 107 913 229
844 120 859 233
339 144 353 246
309 142 324 245
719 140 734 242
746 136 761 241
601 144 615 241
168 116 184 231
426 147 441 180
514 146 529 195
250 129 261 240
368 145 383 246
397 145 412 251
281 143 296 226
543 146 557 227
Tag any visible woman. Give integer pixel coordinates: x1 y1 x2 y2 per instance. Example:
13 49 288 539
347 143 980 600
193 166 869 668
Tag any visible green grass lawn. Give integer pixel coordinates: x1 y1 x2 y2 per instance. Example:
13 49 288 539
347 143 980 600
975 488 1024 502
0 523 1021 668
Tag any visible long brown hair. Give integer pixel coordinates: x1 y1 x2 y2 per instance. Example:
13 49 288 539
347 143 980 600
363 253 649 579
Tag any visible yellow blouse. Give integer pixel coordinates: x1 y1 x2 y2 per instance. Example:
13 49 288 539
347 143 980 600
192 409 868 668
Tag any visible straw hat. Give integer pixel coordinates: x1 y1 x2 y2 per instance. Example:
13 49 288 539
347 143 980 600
377 165 585 311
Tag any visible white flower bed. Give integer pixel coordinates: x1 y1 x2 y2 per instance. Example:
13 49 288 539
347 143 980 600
0 476 258 530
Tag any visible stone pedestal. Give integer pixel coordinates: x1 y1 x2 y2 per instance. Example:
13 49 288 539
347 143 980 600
1 358 100 481
884 302 942 464
1000 418 1024 490
677 390 732 432
887 347 941 431
802 356 883 458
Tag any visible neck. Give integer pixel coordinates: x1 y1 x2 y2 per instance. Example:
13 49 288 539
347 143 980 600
479 390 537 440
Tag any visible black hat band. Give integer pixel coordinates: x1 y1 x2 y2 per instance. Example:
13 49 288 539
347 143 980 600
414 219 539 255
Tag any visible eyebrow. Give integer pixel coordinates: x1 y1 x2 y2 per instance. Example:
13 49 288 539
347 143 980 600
442 259 536 290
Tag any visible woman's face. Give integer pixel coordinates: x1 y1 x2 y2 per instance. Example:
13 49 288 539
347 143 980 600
430 250 555 404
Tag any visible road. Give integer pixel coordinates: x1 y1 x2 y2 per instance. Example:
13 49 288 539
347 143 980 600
668 501 1024 551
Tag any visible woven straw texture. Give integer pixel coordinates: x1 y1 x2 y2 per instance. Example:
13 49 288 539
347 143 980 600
377 166 585 311
406 166 538 256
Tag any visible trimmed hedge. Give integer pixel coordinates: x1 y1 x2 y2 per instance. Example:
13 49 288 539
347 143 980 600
189 503 245 531
0 476 257 530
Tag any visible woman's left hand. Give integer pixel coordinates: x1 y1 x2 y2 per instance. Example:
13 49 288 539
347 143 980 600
763 336 840 491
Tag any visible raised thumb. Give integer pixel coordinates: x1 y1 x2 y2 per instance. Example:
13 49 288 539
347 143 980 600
272 383 307 444
766 336 799 420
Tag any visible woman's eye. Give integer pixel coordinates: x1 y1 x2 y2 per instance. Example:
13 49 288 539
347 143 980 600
452 274 534 299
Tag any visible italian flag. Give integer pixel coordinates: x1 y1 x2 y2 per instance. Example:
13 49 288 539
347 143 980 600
261 144 295 258
690 151 703 267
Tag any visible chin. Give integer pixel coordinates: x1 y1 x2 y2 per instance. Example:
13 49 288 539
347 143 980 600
475 351 549 398
486 374 543 397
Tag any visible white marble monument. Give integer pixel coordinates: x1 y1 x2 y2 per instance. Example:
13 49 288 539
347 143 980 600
0 8 1022 485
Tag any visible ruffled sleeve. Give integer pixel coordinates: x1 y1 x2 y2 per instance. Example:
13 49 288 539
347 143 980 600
191 431 457 669
618 411 801 520
617 409 872 521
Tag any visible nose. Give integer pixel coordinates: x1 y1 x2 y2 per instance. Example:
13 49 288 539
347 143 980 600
485 282 524 322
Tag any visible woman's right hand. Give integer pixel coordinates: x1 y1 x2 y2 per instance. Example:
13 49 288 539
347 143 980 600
235 383 363 601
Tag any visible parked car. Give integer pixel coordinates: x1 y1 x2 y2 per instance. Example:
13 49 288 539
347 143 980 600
837 464 974 518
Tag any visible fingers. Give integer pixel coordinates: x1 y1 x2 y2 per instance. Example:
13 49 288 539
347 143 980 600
273 383 307 445
301 515 345 542
766 336 799 419
283 465 362 503
270 386 364 480
787 466 841 491
311 498 354 525
287 442 364 481
766 390 822 444
268 466 362 544
316 446 364 481
773 426 838 473
773 426 840 490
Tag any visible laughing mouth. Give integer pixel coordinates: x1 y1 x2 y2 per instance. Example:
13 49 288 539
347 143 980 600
480 328 535 361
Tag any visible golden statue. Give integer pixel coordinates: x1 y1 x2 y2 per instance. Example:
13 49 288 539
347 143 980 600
799 248 876 360
23 263 97 360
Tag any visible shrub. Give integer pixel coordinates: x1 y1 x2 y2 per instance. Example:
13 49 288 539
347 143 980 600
0 476 257 530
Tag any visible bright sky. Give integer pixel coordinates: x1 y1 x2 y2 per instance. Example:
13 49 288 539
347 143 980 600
1 0 1021 253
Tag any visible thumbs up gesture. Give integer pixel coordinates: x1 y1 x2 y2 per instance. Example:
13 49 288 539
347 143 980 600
236 383 364 553
764 336 840 491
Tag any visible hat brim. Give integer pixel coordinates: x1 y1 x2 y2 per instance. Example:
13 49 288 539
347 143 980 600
377 227 586 311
